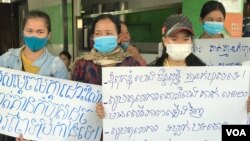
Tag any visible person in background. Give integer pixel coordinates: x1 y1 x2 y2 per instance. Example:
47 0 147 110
119 21 147 66
59 50 72 79
199 1 229 39
155 14 206 66
0 10 68 141
71 14 141 141
243 0 250 37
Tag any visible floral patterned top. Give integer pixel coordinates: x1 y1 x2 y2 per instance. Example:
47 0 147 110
71 56 140 85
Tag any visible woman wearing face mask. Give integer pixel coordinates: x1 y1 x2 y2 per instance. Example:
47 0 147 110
72 14 140 84
0 10 68 79
155 14 206 67
0 10 68 141
119 21 147 66
199 1 229 39
71 14 140 141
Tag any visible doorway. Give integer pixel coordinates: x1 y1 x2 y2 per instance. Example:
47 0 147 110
0 0 27 55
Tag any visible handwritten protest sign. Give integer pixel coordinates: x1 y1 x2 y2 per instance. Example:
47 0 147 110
0 67 102 141
102 66 249 141
193 38 250 66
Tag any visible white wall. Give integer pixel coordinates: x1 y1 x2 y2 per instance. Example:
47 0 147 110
1 0 11 3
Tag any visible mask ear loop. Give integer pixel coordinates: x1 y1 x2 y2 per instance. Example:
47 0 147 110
161 33 167 49
161 33 168 56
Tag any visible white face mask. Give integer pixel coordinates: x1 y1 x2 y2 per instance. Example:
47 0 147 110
166 44 192 61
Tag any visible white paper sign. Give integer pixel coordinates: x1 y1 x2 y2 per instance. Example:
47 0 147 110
0 67 102 141
102 66 249 141
193 38 250 66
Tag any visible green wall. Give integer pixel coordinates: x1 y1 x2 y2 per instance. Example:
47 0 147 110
183 0 208 38
38 3 72 44
126 6 179 42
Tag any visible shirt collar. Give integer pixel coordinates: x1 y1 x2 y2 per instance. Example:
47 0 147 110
9 46 50 67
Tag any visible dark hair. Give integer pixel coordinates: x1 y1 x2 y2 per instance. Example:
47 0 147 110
155 42 206 66
90 14 121 35
23 10 51 32
59 51 72 60
200 1 226 19
248 0 250 5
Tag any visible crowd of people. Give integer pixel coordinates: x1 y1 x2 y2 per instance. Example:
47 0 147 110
0 1 250 141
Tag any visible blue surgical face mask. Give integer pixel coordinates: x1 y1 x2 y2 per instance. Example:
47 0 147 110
94 36 117 53
120 41 129 51
203 21 224 36
23 36 48 52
